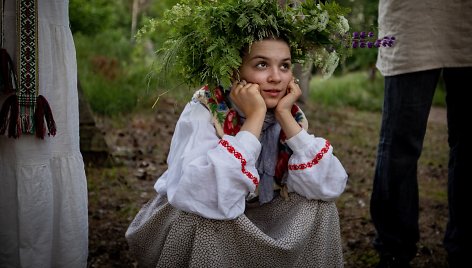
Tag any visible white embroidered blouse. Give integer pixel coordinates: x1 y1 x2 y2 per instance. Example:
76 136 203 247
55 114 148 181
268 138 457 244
154 99 348 220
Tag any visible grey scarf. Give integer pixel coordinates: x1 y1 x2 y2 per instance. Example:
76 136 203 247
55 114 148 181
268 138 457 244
256 112 281 204
230 100 281 205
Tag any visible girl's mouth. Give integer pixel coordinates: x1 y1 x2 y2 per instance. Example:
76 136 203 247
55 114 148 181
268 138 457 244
263 89 281 97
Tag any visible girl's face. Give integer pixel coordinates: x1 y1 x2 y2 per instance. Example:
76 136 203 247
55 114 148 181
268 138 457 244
239 39 293 109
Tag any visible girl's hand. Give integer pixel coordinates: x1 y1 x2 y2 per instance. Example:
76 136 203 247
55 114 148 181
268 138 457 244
230 80 266 138
230 80 266 118
275 78 302 139
275 78 301 116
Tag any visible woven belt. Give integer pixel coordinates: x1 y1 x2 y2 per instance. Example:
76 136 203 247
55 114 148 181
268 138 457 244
0 0 56 139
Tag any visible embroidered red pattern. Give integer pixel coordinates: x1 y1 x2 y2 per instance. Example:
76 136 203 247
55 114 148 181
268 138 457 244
218 139 259 186
288 140 331 170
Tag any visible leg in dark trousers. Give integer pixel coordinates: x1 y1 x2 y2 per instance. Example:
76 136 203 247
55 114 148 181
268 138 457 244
370 69 440 267
442 67 472 268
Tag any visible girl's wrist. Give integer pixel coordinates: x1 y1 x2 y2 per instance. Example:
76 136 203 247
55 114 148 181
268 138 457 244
274 109 292 121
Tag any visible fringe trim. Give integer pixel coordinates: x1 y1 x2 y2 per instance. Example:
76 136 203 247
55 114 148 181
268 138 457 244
0 94 57 139
0 94 20 138
34 95 56 139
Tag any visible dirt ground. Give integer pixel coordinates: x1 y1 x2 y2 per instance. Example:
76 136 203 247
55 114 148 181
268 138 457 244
85 97 449 268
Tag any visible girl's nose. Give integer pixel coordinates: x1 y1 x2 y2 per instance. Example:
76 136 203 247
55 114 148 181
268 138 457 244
268 68 282 83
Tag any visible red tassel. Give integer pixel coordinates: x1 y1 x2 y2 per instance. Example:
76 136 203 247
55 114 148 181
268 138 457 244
34 95 56 139
0 94 20 138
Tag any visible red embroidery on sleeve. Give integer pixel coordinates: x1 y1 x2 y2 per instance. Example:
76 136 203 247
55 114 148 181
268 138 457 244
218 139 259 186
288 140 330 170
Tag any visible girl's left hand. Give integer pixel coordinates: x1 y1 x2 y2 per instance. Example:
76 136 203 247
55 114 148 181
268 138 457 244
275 78 303 139
275 78 302 115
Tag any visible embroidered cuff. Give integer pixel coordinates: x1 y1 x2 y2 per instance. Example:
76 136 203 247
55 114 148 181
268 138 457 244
234 131 262 161
285 129 313 151
288 139 330 171
218 139 259 186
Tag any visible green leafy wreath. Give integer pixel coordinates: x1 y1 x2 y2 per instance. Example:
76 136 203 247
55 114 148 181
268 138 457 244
138 0 352 89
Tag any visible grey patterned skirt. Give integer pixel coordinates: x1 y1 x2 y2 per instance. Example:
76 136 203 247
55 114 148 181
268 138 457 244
125 192 343 268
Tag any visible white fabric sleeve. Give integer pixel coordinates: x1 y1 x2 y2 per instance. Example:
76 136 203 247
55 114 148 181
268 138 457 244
154 101 261 220
285 129 348 201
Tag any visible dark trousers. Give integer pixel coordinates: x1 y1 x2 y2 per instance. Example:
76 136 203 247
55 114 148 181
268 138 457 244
369 67 472 264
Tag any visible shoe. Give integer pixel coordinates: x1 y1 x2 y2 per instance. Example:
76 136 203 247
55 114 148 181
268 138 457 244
375 256 411 268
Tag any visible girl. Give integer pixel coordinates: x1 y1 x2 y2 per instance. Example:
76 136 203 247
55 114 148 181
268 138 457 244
126 37 348 268
126 1 351 267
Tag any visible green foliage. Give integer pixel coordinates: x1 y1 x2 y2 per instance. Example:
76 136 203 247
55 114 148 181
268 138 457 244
138 0 351 89
334 0 379 71
69 0 129 35
135 0 181 48
72 0 192 116
75 30 160 116
342 46 378 72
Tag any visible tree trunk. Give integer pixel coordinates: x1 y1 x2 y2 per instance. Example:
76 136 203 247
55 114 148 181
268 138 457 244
131 0 140 41
78 76 110 166
293 63 313 107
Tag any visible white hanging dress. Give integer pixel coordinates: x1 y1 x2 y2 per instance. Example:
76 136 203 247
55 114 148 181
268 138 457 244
0 0 88 267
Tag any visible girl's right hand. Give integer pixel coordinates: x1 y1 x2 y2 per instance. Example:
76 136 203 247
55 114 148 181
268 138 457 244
230 80 266 138
230 80 266 118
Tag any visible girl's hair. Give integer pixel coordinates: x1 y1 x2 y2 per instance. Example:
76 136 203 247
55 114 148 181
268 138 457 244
240 35 290 59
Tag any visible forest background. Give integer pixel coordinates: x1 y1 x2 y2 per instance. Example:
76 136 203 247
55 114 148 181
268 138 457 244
70 0 449 267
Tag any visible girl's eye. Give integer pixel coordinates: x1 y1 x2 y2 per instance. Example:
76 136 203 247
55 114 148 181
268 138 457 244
254 61 291 70
256 62 267 68
281 63 291 70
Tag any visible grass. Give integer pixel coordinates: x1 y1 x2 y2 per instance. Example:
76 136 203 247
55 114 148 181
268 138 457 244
309 70 446 112
310 70 385 112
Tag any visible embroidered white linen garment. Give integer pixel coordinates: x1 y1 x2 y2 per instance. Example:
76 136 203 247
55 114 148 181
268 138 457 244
154 100 348 220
